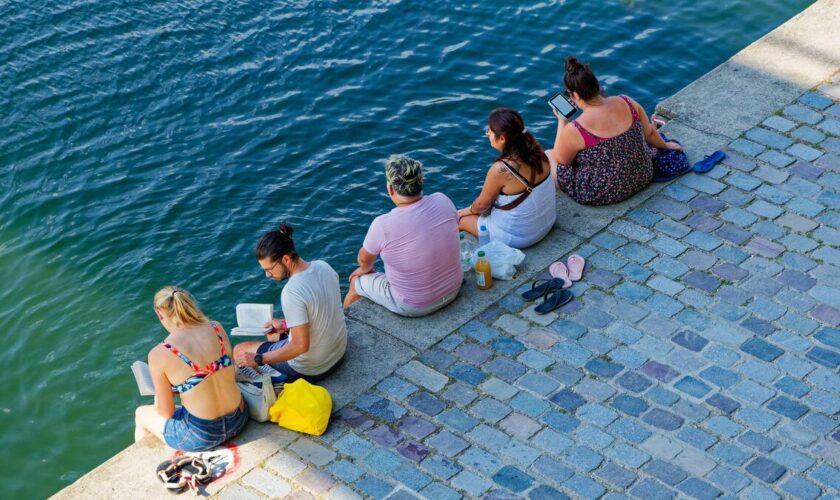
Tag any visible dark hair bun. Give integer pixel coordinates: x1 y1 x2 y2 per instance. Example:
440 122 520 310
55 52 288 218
565 56 582 73
278 223 294 237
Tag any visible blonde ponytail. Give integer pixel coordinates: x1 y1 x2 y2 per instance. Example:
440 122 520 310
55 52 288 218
153 286 208 328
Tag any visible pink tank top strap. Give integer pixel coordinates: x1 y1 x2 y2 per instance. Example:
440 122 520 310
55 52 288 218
572 120 600 148
619 95 639 121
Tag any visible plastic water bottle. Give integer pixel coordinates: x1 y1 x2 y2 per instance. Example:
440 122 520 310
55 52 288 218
459 232 475 272
475 250 493 290
478 224 490 247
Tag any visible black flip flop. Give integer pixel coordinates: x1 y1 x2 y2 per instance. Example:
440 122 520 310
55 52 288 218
535 289 573 314
521 278 566 301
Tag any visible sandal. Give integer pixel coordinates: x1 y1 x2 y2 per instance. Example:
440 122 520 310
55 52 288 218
156 460 186 494
535 289 574 314
692 150 726 173
521 278 566 301
549 261 572 288
566 254 585 282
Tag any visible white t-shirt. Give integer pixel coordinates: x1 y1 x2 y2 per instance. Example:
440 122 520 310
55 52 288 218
281 260 348 375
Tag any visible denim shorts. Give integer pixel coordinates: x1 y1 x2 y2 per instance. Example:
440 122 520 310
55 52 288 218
257 338 344 386
163 400 249 452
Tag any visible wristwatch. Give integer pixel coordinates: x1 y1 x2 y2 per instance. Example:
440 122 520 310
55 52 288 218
254 353 263 365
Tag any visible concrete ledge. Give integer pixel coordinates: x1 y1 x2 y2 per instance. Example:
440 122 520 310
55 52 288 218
346 228 583 350
52 319 415 499
656 0 840 139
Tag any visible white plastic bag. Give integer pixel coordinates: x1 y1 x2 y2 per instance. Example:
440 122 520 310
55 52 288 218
236 368 277 422
472 240 525 280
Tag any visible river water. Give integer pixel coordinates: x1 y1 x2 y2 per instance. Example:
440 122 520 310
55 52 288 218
0 0 813 496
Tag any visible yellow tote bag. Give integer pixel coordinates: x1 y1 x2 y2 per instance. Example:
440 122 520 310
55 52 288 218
269 379 332 435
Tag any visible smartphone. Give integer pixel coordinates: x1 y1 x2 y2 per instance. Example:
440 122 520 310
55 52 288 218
548 91 578 120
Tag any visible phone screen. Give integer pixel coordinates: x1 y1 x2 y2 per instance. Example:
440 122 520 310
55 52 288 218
549 92 576 118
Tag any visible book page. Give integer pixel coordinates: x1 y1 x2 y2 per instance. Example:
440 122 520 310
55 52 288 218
232 303 273 335
131 360 155 396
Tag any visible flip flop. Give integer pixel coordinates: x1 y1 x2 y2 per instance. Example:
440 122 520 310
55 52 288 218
521 278 566 301
692 150 726 173
549 261 574 289
567 254 585 282
156 460 186 494
535 289 574 314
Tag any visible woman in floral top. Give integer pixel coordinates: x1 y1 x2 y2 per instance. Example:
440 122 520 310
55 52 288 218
548 56 682 206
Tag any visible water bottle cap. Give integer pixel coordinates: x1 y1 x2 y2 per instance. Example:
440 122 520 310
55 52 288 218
478 250 485 257
480 224 487 230
459 232 465 239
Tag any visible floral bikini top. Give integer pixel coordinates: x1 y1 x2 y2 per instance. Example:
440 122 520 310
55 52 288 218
162 321 232 394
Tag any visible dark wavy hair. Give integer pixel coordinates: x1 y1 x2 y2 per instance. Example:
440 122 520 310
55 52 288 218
255 223 299 262
563 56 601 101
488 108 546 175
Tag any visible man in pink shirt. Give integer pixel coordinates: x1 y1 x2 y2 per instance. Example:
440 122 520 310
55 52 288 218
343 155 463 316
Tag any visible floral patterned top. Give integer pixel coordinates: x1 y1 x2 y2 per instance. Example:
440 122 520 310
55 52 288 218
555 95 653 206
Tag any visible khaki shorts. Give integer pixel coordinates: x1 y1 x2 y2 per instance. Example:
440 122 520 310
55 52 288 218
354 272 460 317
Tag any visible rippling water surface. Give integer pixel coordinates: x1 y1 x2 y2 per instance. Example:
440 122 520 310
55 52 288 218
0 0 814 496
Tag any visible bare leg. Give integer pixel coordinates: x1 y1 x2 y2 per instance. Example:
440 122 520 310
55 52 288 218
459 214 479 236
343 276 362 309
234 340 266 358
135 405 167 443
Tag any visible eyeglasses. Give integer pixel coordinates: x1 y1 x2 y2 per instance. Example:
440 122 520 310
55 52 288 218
262 261 282 277
485 126 494 137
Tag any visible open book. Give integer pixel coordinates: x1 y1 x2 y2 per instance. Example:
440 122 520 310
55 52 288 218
230 303 274 336
131 360 155 396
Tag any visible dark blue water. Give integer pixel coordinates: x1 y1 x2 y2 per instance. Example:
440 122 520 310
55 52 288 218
0 0 813 496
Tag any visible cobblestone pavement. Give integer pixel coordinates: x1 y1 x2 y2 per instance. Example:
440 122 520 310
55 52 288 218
219 83 840 499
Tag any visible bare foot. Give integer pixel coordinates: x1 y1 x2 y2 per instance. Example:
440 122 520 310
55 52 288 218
343 276 361 308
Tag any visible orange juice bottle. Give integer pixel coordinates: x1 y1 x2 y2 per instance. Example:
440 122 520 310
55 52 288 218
475 250 493 290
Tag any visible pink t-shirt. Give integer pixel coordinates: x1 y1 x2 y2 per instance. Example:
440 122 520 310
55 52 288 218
363 192 462 308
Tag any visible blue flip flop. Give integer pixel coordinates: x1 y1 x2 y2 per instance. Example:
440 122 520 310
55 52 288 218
534 289 574 314
692 150 726 173
521 278 566 301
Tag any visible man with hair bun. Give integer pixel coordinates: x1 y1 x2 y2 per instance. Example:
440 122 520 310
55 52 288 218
343 154 462 316
233 224 347 385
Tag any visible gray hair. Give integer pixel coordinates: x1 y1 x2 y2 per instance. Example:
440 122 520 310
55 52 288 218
385 154 423 196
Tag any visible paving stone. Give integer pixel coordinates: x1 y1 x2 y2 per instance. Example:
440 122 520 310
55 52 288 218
788 143 823 161
458 447 502 476
730 138 766 157
683 271 721 292
745 457 786 484
746 127 794 149
461 320 499 343
707 466 752 493
528 485 570 500
290 438 338 466
673 447 717 476
818 118 840 136
451 470 492 496
456 343 492 364
630 478 676 500
418 482 459 500
241 467 293 497
641 360 680 382
366 448 407 474
780 476 821 500
595 462 637 489
493 315 530 336
784 103 824 124
442 383 478 407
448 363 487 386
531 455 574 484
491 465 533 493
563 474 606 498
377 377 419 401
643 408 684 430
486 357 528 383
